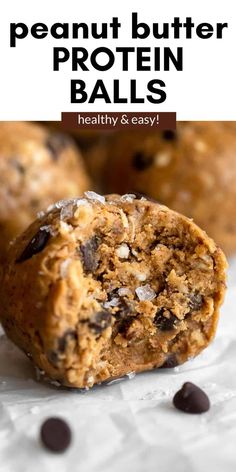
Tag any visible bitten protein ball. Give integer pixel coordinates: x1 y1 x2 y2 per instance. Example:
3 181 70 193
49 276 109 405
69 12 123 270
105 122 236 255
0 122 90 261
0 193 227 388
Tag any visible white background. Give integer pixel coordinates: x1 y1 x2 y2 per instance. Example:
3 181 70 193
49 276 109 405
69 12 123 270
0 0 235 120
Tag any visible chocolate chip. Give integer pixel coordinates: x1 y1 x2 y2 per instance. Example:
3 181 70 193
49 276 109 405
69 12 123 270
114 299 132 320
173 382 210 414
188 293 203 312
46 133 71 160
89 310 112 334
160 354 179 369
162 130 176 141
154 308 178 331
40 417 72 453
117 317 133 336
58 330 77 353
132 152 153 171
80 236 99 273
16 229 50 263
48 331 78 365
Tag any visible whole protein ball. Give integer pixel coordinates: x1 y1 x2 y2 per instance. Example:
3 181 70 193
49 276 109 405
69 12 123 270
0 122 90 261
0 193 227 389
105 122 236 255
45 121 113 190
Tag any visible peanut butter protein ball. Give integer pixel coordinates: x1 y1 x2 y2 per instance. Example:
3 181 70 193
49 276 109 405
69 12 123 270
0 193 227 388
46 121 113 190
0 122 90 261
105 122 236 255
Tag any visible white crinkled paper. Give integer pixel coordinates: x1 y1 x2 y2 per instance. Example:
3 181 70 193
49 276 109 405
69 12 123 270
0 259 236 472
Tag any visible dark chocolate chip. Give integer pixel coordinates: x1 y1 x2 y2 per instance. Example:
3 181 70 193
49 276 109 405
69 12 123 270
89 310 112 334
16 229 50 263
40 417 72 453
117 317 133 336
160 354 179 369
113 299 132 320
173 382 210 414
188 293 203 312
80 236 99 273
58 330 77 353
162 129 177 141
154 308 178 331
107 288 118 301
132 152 153 171
48 331 78 365
46 132 71 160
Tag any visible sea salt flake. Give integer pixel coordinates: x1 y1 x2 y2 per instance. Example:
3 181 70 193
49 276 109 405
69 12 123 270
37 210 45 219
116 243 130 259
39 225 50 232
46 200 65 213
135 284 156 301
121 194 136 202
76 198 90 207
126 371 136 380
40 225 55 235
47 198 78 214
104 297 120 308
84 191 105 204
60 203 74 221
